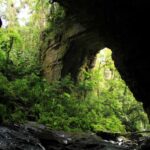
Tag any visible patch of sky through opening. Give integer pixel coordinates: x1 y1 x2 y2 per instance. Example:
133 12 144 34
0 0 32 27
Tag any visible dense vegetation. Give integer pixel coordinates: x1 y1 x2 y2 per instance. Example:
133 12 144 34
0 0 149 133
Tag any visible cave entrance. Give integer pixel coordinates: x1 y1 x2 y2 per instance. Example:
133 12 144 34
84 47 150 132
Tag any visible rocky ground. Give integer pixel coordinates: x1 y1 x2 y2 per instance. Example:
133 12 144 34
0 122 149 150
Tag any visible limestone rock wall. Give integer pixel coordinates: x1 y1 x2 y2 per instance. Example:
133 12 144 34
40 16 103 81
40 19 86 81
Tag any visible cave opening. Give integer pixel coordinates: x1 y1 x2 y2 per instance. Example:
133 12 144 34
1 0 150 149
85 47 150 132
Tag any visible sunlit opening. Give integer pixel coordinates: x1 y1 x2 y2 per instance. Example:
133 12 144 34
89 48 150 132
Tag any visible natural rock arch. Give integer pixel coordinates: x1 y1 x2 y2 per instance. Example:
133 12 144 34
41 0 150 119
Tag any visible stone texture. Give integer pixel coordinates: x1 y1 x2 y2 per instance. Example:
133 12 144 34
41 0 150 119
1 122 147 150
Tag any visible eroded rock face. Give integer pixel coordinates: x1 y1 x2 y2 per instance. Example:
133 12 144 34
41 0 150 119
0 125 44 150
1 123 149 150
40 17 102 82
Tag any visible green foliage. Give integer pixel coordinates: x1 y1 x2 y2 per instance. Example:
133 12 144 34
0 104 7 121
0 47 149 132
0 0 149 134
11 109 26 123
48 3 65 24
0 50 5 69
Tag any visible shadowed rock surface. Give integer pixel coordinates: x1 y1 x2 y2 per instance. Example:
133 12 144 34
0 122 149 150
0 125 44 150
0 18 2 28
